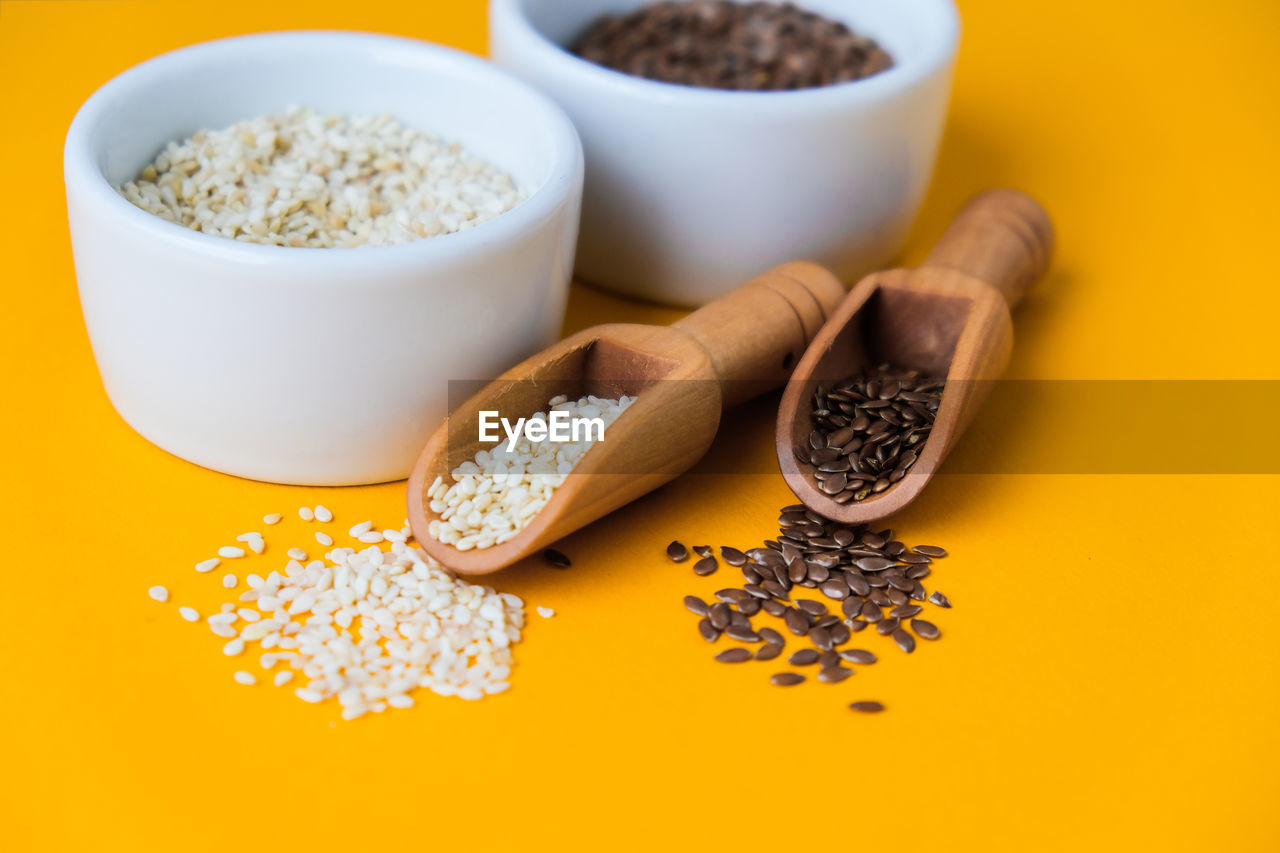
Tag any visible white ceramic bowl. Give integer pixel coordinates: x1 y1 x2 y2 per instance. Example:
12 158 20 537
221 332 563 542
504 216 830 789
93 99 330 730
490 0 959 307
65 31 583 485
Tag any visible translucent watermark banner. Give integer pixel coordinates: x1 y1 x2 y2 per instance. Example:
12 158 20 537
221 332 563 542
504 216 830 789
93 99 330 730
440 379 1280 476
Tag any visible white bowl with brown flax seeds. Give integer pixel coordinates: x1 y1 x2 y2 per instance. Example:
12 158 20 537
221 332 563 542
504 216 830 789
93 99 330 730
65 31 583 485
491 0 959 306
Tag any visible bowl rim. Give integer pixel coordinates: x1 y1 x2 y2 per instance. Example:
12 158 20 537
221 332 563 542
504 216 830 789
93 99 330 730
63 29 584 271
490 0 960 111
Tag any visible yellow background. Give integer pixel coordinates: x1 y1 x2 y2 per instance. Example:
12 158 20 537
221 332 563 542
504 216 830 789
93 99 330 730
2 0 1278 850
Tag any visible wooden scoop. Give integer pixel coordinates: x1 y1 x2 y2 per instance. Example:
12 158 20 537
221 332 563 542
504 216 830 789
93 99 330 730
776 189 1054 523
408 262 846 575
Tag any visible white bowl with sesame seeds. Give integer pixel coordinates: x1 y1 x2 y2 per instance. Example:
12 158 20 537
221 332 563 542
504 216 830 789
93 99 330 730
491 0 959 306
65 31 583 485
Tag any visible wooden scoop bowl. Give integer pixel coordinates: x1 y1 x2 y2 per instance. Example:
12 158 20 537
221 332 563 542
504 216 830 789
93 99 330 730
408 262 846 575
776 189 1054 523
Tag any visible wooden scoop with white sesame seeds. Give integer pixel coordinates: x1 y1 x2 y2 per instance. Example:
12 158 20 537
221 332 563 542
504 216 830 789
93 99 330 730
776 189 1054 523
407 261 846 575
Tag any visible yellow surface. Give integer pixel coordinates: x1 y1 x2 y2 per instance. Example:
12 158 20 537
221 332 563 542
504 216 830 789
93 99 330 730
2 0 1278 850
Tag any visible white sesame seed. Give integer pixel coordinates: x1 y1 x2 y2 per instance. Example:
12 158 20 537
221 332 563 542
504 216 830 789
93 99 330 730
314 505 333 523
179 607 199 622
263 513 282 525
298 506 314 521
356 531 384 544
192 513 525 717
118 108 524 250
148 585 168 602
218 545 246 559
348 520 374 537
233 671 256 686
425 394 635 550
222 573 238 589
287 547 308 561
195 557 220 573
315 532 333 547
536 606 555 618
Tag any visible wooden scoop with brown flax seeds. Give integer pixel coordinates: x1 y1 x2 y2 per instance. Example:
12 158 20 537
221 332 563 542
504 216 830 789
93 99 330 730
673 507 951 712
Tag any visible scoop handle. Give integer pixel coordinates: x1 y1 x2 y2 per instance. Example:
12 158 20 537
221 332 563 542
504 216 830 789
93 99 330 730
672 261 846 409
923 189 1054 310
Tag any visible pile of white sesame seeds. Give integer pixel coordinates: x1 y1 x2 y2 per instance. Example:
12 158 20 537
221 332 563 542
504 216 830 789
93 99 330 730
117 106 525 248
153 507 527 719
426 393 636 550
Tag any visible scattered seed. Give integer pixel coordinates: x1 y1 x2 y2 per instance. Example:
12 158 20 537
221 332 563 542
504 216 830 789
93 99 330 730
543 548 571 568
876 617 900 635
726 624 760 642
914 545 948 558
789 649 820 666
715 648 752 663
698 618 720 642
684 595 709 616
890 604 923 619
840 648 877 665
694 556 718 576
928 591 952 608
720 546 747 566
892 628 916 653
848 701 885 713
314 532 333 547
147 585 169 602
796 599 827 617
536 606 555 618
755 643 783 661
817 666 853 683
757 627 784 646
218 546 246 559
222 574 237 589
195 558 220 573
770 672 805 686
667 540 689 562
910 619 940 639
314 505 333 523
178 606 199 622
233 671 257 686
784 608 810 636
693 545 713 558
298 507 314 521
828 621 851 646
263 513 282 525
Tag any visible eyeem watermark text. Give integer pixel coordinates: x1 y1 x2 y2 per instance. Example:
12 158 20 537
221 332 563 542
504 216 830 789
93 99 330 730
479 411 608 453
